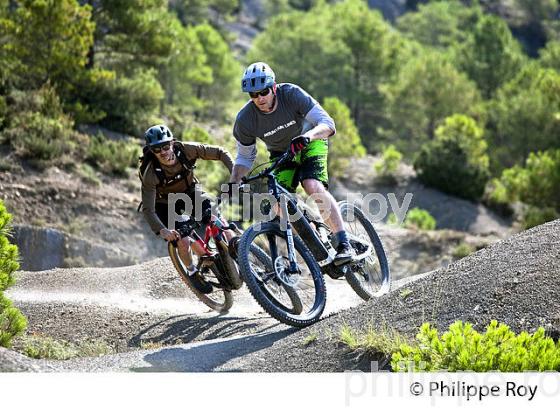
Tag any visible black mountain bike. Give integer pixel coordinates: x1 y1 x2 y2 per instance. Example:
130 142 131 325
236 151 390 327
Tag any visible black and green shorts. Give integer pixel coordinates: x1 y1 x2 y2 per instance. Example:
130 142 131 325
271 139 329 193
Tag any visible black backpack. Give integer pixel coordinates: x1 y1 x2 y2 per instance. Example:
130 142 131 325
137 143 196 211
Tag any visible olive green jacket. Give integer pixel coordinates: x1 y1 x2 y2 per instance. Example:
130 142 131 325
141 141 233 234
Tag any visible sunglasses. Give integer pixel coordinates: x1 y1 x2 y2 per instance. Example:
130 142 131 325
248 88 272 99
151 143 172 154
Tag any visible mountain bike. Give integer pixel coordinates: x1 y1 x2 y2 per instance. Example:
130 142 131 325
236 151 390 327
168 198 302 314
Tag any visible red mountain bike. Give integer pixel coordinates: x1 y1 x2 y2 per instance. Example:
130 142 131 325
167 199 301 314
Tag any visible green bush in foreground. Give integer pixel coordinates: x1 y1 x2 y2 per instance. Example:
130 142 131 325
392 320 560 372
0 200 27 348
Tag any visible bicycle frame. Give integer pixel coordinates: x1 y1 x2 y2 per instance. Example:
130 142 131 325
186 216 228 257
264 173 334 269
243 152 374 272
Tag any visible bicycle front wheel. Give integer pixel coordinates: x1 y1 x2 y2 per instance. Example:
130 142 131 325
168 242 233 313
237 222 326 328
338 201 390 300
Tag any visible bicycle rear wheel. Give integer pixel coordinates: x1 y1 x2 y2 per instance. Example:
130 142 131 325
338 201 390 300
237 222 326 328
168 242 233 313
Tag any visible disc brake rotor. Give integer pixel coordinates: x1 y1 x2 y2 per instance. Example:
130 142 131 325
274 256 301 287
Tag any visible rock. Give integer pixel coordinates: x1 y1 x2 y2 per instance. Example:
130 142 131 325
0 347 48 372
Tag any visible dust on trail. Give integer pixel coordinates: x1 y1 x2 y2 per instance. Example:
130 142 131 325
8 277 364 317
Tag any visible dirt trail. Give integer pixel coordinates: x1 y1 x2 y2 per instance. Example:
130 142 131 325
6 255 366 364
4 267 421 372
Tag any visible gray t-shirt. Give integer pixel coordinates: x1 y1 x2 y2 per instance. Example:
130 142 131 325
233 83 334 154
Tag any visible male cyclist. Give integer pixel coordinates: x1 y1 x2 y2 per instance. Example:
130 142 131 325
229 62 354 265
141 124 234 293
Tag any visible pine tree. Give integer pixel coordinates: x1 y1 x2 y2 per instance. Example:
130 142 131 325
0 200 26 348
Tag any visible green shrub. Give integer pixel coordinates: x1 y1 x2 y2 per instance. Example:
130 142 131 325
492 150 560 209
0 95 7 129
0 200 27 348
414 115 490 201
485 177 510 207
322 97 366 178
539 40 560 72
392 320 560 372
488 149 560 227
339 323 409 357
86 133 141 176
387 213 399 225
522 206 558 229
488 65 560 168
452 242 475 259
0 86 85 164
22 334 113 360
375 145 402 182
404 208 436 230
387 209 436 229
92 69 164 136
76 163 101 186
181 126 212 144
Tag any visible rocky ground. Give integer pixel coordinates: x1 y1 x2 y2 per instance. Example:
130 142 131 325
0 150 162 269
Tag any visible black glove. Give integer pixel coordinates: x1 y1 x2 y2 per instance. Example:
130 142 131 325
290 135 310 155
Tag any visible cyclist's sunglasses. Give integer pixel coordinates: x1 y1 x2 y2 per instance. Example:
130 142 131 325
151 143 172 154
248 87 272 99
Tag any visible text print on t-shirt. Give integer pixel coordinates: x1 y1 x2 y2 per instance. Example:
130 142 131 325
263 120 297 138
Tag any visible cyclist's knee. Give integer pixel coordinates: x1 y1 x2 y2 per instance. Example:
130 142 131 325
302 178 326 195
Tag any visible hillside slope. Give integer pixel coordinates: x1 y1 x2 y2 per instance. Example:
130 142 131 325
218 219 560 372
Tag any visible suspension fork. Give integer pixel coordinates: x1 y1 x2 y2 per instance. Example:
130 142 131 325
279 195 299 273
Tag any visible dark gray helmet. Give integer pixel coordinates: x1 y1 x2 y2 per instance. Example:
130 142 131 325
241 62 275 92
144 124 173 147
